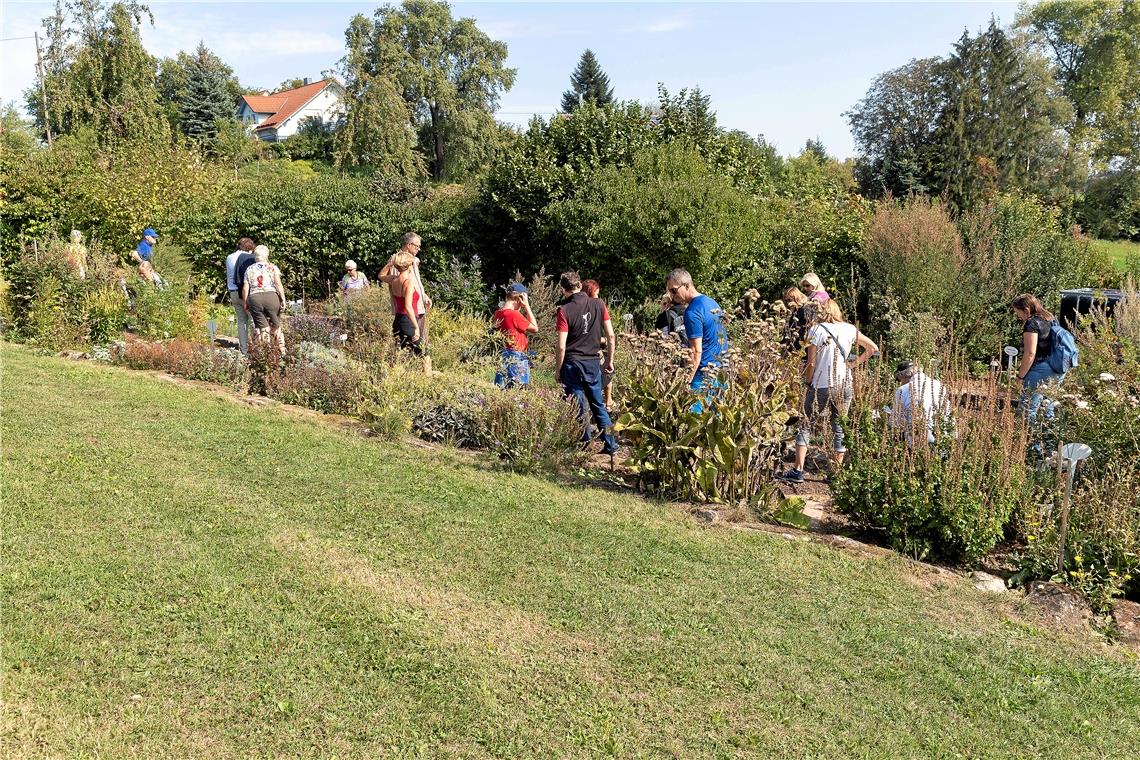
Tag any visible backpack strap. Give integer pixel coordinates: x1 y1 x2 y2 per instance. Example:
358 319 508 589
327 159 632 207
819 324 851 363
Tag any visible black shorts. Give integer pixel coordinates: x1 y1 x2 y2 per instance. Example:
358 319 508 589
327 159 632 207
248 291 281 330
393 314 421 354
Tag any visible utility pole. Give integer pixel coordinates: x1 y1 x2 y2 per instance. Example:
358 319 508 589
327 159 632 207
33 31 53 147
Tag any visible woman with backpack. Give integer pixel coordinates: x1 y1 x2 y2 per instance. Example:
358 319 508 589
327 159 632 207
777 299 879 484
1012 293 1074 422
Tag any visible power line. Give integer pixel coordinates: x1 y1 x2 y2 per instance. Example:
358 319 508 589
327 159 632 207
0 36 37 42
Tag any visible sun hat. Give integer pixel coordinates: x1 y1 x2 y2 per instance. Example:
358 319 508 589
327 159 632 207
506 282 528 294
143 228 158 239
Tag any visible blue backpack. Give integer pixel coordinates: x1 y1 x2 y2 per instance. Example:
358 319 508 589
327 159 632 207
1047 320 1079 374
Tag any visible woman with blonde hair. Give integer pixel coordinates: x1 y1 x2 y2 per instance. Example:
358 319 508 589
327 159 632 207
242 244 287 355
799 272 830 303
782 286 816 349
380 251 422 354
778 298 879 484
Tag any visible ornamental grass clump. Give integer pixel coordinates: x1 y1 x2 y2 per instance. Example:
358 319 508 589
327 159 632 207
474 387 587 474
615 308 798 508
831 353 1031 565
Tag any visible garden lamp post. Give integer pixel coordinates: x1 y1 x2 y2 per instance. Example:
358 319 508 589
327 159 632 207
206 318 218 343
1056 442 1092 573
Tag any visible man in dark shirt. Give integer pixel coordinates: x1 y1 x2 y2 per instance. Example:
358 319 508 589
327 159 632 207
554 271 618 456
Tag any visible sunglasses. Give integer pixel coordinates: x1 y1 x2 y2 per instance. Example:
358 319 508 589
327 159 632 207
668 286 683 294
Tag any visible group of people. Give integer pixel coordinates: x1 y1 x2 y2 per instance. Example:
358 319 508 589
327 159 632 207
214 229 1068 473
60 226 166 289
225 237 288 355
774 274 1072 483
489 267 733 457
776 274 880 483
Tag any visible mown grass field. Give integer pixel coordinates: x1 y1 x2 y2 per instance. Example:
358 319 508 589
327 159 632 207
2 345 1139 758
1092 237 1140 273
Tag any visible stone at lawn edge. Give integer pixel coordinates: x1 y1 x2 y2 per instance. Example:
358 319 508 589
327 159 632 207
970 571 1007 593
1111 599 1140 651
693 508 721 524
1025 581 1092 630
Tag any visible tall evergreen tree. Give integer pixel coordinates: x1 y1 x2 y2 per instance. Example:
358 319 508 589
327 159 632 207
931 22 1073 209
157 43 243 135
180 43 234 141
561 50 614 112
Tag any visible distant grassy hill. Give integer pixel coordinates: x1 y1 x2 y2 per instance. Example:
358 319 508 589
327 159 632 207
1092 237 1140 274
3 345 1138 758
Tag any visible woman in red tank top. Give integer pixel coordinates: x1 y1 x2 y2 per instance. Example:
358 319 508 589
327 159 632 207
380 252 422 354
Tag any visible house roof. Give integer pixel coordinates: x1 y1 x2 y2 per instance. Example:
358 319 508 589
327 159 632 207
239 79 338 132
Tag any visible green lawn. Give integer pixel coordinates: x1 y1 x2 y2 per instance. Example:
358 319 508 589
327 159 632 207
1092 237 1140 273
2 345 1138 758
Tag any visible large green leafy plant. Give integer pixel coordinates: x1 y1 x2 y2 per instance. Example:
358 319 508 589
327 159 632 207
615 311 797 507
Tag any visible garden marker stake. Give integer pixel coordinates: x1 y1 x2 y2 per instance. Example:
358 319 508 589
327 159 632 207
1056 443 1093 573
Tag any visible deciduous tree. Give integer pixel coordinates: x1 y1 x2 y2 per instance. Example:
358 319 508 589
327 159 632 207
27 1 169 146
362 0 516 181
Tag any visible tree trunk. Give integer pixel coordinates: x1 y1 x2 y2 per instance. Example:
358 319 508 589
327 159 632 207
429 103 445 181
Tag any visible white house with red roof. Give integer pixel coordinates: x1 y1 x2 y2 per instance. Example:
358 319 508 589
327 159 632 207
236 78 345 142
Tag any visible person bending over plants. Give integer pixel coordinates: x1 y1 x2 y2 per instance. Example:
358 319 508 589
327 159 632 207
1011 293 1066 423
778 298 879 484
242 245 287 356
131 227 165 289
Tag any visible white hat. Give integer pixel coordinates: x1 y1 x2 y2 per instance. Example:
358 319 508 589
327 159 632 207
345 260 357 270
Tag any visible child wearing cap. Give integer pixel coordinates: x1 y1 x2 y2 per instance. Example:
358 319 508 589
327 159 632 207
493 283 538 388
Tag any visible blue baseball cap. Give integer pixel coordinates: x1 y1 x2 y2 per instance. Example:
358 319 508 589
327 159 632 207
143 228 158 238
506 282 528 294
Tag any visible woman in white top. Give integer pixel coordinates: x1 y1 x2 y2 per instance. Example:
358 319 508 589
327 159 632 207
241 245 287 355
339 260 370 295
778 298 879 484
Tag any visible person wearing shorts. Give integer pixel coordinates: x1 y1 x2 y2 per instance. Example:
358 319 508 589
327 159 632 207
241 244 287 356
380 251 422 354
777 299 879 484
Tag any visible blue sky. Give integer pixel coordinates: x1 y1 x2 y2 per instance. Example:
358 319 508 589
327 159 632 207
1 1 1020 157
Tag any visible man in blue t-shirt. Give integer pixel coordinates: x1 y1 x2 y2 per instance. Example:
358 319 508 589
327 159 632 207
667 268 728 404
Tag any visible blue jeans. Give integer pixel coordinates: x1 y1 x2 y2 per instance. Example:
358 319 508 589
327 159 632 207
560 359 617 454
494 349 530 388
796 384 853 452
1020 361 1063 423
690 369 726 414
